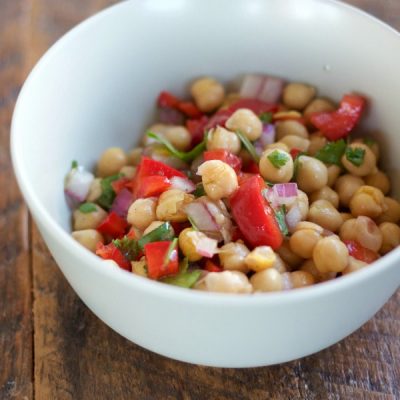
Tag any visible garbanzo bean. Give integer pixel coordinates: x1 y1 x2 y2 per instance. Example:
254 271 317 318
300 259 336 282
128 197 157 230
341 143 376 177
313 236 349 273
282 82 316 110
276 239 303 270
72 229 104 252
339 216 382 252
156 189 193 222
289 271 316 288
164 126 192 151
365 170 390 195
279 135 310 152
127 147 143 166
199 271 252 293
86 178 102 202
225 108 262 141
296 156 328 193
342 256 368 275
119 165 136 179
179 228 208 262
289 228 321 258
219 241 250 273
308 132 327 156
97 147 128 177
310 186 339 208
259 148 293 183
220 92 240 109
245 246 276 272
308 199 343 232
379 222 400 254
303 98 336 124
275 120 309 140
190 77 225 112
143 221 164 235
197 160 238 200
334 174 364 207
265 142 290 152
73 204 107 231
206 125 241 154
376 197 400 224
340 212 353 224
326 164 342 188
349 185 385 218
250 268 283 292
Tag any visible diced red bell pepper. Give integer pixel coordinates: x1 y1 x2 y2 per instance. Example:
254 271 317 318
186 116 210 145
231 225 246 242
204 259 223 273
144 241 179 279
290 148 302 160
96 242 131 271
177 101 203 119
157 91 180 108
230 175 283 249
242 159 260 174
228 98 279 115
310 94 366 141
204 109 233 131
111 177 131 194
126 227 138 239
237 172 257 185
97 211 128 239
343 240 378 264
203 150 242 173
135 176 171 198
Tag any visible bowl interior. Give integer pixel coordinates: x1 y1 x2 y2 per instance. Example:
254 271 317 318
12 0 400 234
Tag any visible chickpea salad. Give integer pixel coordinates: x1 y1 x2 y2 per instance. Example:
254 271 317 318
65 74 400 294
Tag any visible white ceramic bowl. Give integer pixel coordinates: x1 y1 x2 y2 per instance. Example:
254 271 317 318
11 0 400 367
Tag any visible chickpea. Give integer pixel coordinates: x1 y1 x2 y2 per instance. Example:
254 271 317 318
282 82 316 110
245 246 276 272
310 186 339 209
342 256 368 275
199 271 252 294
326 164 342 188
225 108 262 141
341 143 376 177
127 147 143 166
219 241 250 273
143 221 164 236
275 120 309 140
72 229 104 252
131 258 147 277
339 216 382 252
273 110 302 121
289 271 316 289
86 178 102 202
279 135 310 152
265 142 290 152
376 197 400 224
365 170 390 195
165 126 192 151
219 92 240 109
379 222 400 254
271 254 288 274
119 165 136 179
303 98 336 124
197 160 238 200
179 228 210 262
259 149 293 183
296 156 328 193
289 228 321 259
292 221 324 234
128 198 157 230
190 77 225 112
276 239 303 270
73 205 107 231
313 236 349 273
308 132 327 156
250 268 283 292
334 174 364 207
349 185 385 218
156 189 193 222
206 125 241 155
340 212 353 223
97 147 128 177
308 199 343 232
300 259 336 282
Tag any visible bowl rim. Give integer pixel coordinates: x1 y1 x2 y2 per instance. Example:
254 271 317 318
11 0 400 306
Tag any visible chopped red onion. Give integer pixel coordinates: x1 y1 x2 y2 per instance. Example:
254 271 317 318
195 236 218 258
239 74 265 98
273 183 298 204
111 188 133 218
285 204 303 231
262 188 279 209
239 74 285 103
185 202 219 238
260 124 276 146
64 165 94 208
158 107 185 125
170 176 196 193
201 198 232 243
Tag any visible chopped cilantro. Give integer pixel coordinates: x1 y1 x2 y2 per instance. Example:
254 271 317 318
345 147 365 166
236 130 260 163
292 152 306 181
163 238 178 267
267 150 289 169
162 258 201 288
113 236 139 261
96 174 122 209
259 112 273 124
193 183 206 198
78 202 97 213
71 160 78 169
137 222 175 249
274 205 289 236
315 139 346 166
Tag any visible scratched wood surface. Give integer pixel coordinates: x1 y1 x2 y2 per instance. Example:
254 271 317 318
0 0 399 399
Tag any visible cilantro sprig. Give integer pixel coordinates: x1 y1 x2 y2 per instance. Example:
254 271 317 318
345 147 365 166
236 130 260 163
267 150 289 169
78 202 97 213
96 174 122 209
315 139 346 166
274 205 289 236
259 112 273 123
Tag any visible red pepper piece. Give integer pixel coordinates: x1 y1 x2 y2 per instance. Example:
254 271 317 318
230 175 283 249
96 242 131 271
177 101 203 118
97 211 128 239
237 172 257 185
310 94 366 141
231 225 246 242
170 221 190 236
204 109 233 131
203 149 242 173
343 240 378 264
242 159 260 174
204 259 223 273
111 177 131 194
136 176 171 198
290 148 302 160
144 241 179 279
157 91 180 108
186 116 209 145
228 98 279 115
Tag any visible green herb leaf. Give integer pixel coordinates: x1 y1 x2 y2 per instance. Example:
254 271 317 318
259 112 273 124
163 238 178 267
71 160 78 169
236 130 260 163
345 147 365 166
363 137 376 147
193 183 206 197
162 258 201 288
138 222 175 249
146 131 206 163
78 202 97 213
267 150 289 169
292 152 306 181
274 205 288 236
315 139 346 166
96 174 122 209
113 236 140 261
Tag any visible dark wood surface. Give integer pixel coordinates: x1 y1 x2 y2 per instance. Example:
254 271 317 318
1 0 399 399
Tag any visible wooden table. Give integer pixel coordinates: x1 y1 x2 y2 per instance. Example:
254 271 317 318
1 1 399 398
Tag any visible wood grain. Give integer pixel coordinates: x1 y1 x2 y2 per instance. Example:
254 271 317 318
1 0 399 399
